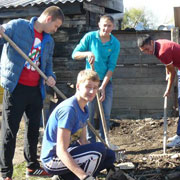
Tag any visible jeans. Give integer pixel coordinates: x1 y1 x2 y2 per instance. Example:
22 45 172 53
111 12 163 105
0 84 43 178
87 81 113 142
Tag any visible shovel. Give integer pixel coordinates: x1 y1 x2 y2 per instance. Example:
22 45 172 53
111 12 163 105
163 96 168 154
90 64 125 161
90 64 110 146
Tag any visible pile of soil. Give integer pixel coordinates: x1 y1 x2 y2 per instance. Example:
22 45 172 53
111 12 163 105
108 117 180 180
5 116 180 180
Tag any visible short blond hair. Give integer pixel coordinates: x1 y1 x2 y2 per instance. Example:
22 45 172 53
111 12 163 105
77 69 100 85
41 6 64 22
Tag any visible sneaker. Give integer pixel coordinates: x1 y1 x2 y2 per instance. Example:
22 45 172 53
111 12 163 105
167 135 180 147
26 167 52 178
167 135 179 142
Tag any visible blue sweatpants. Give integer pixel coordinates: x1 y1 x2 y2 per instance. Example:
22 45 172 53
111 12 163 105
42 142 115 180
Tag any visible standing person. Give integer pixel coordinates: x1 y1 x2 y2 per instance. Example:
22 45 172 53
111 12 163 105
0 6 64 180
137 34 180 148
40 69 116 180
72 15 120 143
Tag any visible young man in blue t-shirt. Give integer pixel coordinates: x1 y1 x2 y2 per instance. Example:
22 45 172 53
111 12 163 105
40 69 115 180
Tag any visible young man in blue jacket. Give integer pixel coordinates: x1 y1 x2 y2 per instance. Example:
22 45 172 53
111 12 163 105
0 6 64 180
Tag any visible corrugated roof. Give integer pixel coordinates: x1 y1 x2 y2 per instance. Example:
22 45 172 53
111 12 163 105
0 0 92 8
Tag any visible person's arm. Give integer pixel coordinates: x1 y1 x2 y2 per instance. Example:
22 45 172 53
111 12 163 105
73 51 95 65
56 128 87 180
72 33 95 65
0 25 5 38
78 126 89 145
164 64 176 97
99 71 113 102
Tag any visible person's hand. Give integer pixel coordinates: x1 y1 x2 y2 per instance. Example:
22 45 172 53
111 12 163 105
98 87 105 102
0 25 5 38
166 73 170 81
87 52 95 65
163 92 170 97
83 175 96 180
163 90 170 97
46 76 56 87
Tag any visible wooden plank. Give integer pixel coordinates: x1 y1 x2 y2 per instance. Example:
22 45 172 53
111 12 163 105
113 84 169 98
91 0 123 12
174 7 180 28
113 65 166 78
117 54 159 64
112 78 167 85
83 2 105 14
0 2 83 18
111 97 174 110
111 108 172 119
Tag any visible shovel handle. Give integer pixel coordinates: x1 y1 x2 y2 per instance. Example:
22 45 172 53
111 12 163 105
90 64 110 147
163 96 168 154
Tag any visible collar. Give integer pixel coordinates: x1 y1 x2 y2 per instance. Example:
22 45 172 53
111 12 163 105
29 17 50 40
95 30 113 44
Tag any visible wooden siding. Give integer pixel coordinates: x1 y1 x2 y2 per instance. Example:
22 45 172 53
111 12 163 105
52 30 176 119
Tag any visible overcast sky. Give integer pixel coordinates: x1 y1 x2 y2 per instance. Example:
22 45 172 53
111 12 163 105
123 0 180 26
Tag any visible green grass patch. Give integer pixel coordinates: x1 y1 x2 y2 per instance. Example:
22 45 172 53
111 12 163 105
13 162 52 180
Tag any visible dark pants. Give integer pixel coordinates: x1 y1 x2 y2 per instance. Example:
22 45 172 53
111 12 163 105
43 142 115 180
0 84 43 178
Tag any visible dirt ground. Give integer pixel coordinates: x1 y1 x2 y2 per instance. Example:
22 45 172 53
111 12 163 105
2 116 180 180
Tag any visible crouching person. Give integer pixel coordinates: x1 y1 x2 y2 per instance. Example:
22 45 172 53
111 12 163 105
40 69 115 180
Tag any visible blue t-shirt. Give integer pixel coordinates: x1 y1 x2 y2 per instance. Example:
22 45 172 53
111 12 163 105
40 95 89 163
72 30 120 80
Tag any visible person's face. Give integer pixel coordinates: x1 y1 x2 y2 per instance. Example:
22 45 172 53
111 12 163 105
139 41 154 55
98 18 114 37
44 16 62 34
77 80 99 102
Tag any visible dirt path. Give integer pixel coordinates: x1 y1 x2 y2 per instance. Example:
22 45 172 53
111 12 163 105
1 116 180 179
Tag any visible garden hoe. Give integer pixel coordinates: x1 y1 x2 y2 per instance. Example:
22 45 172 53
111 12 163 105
90 64 125 162
150 96 180 157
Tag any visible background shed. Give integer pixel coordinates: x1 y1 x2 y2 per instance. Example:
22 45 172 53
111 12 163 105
0 0 177 119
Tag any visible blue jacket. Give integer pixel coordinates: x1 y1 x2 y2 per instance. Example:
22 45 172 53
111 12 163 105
0 17 55 99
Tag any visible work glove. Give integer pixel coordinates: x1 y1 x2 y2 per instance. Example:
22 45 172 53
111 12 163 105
83 175 96 180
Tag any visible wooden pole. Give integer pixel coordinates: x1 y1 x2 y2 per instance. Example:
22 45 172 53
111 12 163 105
90 64 110 147
163 96 167 154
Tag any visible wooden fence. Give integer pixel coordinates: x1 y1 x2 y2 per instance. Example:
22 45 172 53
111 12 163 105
52 29 177 119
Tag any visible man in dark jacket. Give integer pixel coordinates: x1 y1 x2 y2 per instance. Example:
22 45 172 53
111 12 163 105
0 6 64 180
